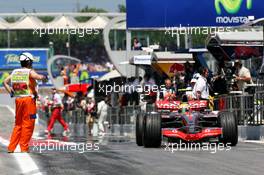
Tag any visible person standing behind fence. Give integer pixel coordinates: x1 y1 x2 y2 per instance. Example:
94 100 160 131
94 97 110 136
192 67 209 100
234 60 253 92
86 97 95 135
44 96 52 124
157 79 176 101
45 88 70 136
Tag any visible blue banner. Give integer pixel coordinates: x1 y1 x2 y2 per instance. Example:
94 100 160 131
127 0 264 28
0 71 108 87
0 49 49 70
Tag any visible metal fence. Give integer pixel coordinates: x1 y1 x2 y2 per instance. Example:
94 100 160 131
216 92 264 126
38 109 86 124
37 106 140 137
106 105 141 138
37 91 264 138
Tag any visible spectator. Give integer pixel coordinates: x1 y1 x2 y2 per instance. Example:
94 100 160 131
44 96 51 124
80 62 88 71
105 62 114 71
158 79 176 100
60 68 69 85
185 63 194 85
94 97 110 136
86 97 96 135
192 67 209 100
234 60 253 91
132 37 142 50
142 74 157 104
70 65 79 84
131 77 142 105
62 93 69 111
80 96 87 112
66 96 75 111
190 72 201 88
87 86 95 100
74 91 85 109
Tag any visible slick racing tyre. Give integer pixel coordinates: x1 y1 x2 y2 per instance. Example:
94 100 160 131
143 113 162 148
219 112 238 146
136 112 144 146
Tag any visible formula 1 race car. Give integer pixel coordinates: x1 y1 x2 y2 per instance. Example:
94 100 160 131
136 99 238 147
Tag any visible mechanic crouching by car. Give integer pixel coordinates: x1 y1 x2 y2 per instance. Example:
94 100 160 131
192 67 209 100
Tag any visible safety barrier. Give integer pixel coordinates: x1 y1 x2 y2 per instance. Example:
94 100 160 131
37 93 264 139
106 105 141 138
217 92 264 126
37 108 87 137
38 109 86 124
37 106 140 138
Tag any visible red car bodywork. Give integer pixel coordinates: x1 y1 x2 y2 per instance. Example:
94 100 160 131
162 128 222 141
155 100 222 141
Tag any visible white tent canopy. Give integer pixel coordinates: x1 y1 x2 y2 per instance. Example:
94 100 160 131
98 70 122 81
0 18 9 29
9 16 44 30
0 13 126 30
46 15 79 29
79 16 109 29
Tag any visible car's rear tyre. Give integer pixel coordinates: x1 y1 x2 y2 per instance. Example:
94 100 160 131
219 112 238 146
143 113 162 148
136 112 144 146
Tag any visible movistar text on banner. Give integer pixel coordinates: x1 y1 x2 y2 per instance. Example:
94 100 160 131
127 0 263 28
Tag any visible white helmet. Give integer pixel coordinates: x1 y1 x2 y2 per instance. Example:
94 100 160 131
19 52 35 61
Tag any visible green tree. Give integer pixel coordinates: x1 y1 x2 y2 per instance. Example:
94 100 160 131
75 6 108 22
118 4 126 12
80 6 107 13
38 16 54 22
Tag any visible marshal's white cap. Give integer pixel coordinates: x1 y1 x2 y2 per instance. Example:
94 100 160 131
19 52 35 61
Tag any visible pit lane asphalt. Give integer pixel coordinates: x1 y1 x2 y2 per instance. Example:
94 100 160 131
27 140 263 175
0 95 263 175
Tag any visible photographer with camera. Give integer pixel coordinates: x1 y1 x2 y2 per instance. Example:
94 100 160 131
234 60 253 92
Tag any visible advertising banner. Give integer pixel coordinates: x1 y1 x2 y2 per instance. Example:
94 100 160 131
127 0 264 28
0 48 49 70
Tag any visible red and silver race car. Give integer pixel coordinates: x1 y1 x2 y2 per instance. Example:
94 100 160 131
136 99 238 148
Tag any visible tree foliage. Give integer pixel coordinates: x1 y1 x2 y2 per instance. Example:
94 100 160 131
118 4 126 12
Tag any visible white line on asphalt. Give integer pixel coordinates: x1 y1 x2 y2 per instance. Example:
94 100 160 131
243 140 264 144
0 105 42 175
0 104 15 115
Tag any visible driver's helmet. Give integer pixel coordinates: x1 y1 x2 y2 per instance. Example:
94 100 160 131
180 103 189 113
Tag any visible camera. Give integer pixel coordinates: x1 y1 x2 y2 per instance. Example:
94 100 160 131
224 61 236 91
